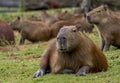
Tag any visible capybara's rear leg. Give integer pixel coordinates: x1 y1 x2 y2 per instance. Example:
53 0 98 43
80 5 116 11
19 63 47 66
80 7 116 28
101 39 105 51
76 66 90 76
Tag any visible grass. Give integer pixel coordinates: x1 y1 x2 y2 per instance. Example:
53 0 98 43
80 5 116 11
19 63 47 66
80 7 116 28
0 9 120 83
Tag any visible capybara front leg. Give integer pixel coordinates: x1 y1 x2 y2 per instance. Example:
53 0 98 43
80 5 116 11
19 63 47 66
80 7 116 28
33 66 47 78
101 39 105 51
19 36 25 45
33 55 50 78
104 40 111 51
76 66 90 76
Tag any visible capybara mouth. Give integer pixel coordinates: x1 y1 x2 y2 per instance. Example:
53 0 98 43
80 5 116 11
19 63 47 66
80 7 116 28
58 48 67 52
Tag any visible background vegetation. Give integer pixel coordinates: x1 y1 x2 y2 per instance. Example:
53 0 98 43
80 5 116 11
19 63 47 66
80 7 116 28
0 8 120 83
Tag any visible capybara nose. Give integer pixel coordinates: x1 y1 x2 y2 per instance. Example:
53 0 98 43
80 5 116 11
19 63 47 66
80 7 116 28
57 36 66 40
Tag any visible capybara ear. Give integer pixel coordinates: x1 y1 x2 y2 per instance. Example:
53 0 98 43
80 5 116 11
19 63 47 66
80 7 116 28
75 23 82 31
17 16 21 20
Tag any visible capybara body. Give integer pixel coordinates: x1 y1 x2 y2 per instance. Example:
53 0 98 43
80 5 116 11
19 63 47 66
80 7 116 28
33 25 108 78
9 17 51 44
40 11 59 26
0 20 14 46
51 14 93 33
87 5 120 51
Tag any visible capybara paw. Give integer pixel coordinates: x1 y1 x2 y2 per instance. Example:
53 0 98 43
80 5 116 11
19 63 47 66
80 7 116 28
75 72 86 76
33 70 45 78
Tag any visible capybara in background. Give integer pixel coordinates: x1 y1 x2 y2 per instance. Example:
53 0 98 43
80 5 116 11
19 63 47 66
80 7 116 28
27 15 42 21
51 13 94 34
0 20 14 46
40 11 59 26
9 17 51 45
33 25 108 78
86 5 120 51
57 10 75 21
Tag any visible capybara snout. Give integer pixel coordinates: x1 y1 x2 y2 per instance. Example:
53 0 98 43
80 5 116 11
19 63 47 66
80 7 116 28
57 34 67 52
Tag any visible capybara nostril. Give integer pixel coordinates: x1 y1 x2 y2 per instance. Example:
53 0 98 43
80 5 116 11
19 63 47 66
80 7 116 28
57 36 66 41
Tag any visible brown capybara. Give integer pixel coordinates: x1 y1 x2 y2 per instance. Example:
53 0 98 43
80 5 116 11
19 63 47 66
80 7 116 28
0 20 14 46
51 14 94 33
27 15 42 21
86 5 120 51
33 25 108 78
57 10 75 21
40 11 59 26
9 16 51 45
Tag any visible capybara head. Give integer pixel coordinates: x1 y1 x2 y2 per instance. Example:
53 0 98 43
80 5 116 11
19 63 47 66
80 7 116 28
57 10 74 20
56 25 81 52
9 16 21 30
86 5 108 24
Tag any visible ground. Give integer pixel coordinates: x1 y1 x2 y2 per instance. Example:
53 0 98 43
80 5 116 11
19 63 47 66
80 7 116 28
0 8 120 83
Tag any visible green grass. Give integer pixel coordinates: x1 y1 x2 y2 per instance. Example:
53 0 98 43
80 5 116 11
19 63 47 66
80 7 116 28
0 9 120 83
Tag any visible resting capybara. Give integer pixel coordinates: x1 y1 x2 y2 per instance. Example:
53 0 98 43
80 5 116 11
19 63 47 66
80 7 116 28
0 20 14 46
9 17 51 45
27 15 42 21
86 5 120 51
51 13 94 33
40 11 59 26
33 25 108 78
57 10 75 21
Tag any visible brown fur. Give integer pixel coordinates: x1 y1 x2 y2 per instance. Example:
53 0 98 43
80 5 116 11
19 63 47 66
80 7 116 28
51 14 93 33
40 11 59 26
33 25 108 78
57 10 75 21
87 5 120 51
27 15 42 21
0 20 15 46
9 17 51 44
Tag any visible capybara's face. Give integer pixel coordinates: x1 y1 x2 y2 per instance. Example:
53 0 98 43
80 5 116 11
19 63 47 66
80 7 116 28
9 17 20 30
56 26 80 52
86 5 108 24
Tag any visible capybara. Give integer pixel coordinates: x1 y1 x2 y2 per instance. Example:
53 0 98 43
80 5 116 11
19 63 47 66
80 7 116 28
57 10 75 21
51 14 94 33
9 17 51 45
33 25 108 78
0 20 14 46
86 5 120 51
27 15 42 21
40 11 59 26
